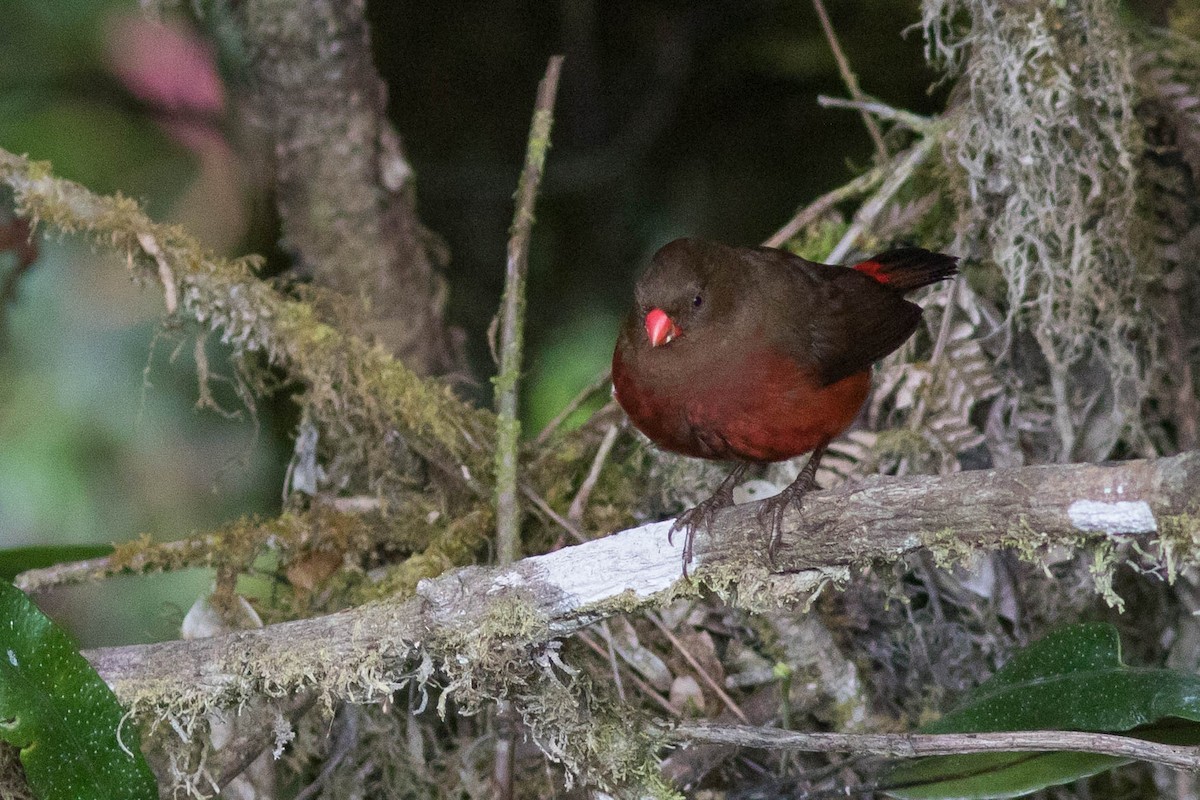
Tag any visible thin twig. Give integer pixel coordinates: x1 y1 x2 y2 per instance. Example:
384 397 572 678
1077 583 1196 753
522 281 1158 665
926 280 961 372
648 612 750 725
762 166 886 249
568 423 620 525
597 621 627 703
811 0 887 162
826 136 937 263
817 95 935 133
15 544 190 593
294 706 359 800
492 57 564 800
137 232 178 315
520 483 587 544
667 723 1200 772
534 370 613 446
1161 294 1200 449
576 630 675 716
494 55 564 566
492 705 516 800
895 280 961 477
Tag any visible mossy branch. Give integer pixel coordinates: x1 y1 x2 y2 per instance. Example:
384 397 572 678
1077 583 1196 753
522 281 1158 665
494 56 564 566
490 56 564 800
0 147 495 493
79 453 1200 768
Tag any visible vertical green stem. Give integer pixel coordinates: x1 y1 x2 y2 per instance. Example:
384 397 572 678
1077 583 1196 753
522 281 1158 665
493 55 564 567
491 54 564 800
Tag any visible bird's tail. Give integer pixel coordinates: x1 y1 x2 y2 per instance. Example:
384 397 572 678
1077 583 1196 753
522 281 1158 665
852 248 958 293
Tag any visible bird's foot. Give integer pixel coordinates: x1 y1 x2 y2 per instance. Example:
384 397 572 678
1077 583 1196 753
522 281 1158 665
757 444 827 565
757 481 814 564
669 463 748 578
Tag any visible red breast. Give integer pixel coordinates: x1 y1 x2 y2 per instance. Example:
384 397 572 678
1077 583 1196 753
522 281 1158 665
612 238 956 463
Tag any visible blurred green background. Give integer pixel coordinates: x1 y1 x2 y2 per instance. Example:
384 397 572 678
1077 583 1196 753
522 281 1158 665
0 0 941 646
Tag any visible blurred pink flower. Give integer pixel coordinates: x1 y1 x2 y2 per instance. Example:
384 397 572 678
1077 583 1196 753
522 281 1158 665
104 14 225 117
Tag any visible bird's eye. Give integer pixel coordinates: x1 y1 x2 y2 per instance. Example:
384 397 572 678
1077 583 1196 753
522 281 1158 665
692 294 703 308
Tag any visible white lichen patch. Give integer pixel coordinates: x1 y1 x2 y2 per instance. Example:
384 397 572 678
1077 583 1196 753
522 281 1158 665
1068 499 1157 535
527 519 682 608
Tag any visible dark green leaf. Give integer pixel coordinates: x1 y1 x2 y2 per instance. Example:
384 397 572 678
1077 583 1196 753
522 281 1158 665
0 581 156 800
0 546 113 582
883 751 1127 800
882 624 1200 799
925 624 1200 734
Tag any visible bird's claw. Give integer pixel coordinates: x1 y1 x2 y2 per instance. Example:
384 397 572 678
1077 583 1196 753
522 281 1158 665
759 445 826 567
757 486 806 565
670 475 741 579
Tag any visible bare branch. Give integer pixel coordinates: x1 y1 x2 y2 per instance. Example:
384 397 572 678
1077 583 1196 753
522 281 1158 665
811 0 888 161
762 164 886 249
817 95 936 133
669 722 1200 772
826 135 938 262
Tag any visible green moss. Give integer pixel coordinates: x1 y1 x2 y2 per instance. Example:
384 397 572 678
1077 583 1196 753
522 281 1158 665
24 158 52 182
698 558 846 614
356 506 491 602
427 592 550 714
1147 513 1200 583
874 428 931 461
783 218 849 261
998 516 1082 565
1088 540 1124 610
924 527 979 570
573 589 651 623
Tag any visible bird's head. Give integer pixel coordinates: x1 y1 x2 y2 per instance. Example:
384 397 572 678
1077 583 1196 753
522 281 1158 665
634 238 735 347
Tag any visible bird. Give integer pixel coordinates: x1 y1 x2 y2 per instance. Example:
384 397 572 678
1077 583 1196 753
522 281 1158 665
611 237 957 575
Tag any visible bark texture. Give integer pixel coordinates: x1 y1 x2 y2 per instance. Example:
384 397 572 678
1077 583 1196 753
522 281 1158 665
237 0 460 375
83 452 1200 710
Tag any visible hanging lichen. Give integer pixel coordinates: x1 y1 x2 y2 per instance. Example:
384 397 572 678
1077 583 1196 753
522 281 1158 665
923 0 1161 464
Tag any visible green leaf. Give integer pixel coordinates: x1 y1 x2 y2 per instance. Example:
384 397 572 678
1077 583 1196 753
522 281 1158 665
927 623 1200 734
0 582 156 800
883 751 1128 800
0 546 113 582
882 623 1200 799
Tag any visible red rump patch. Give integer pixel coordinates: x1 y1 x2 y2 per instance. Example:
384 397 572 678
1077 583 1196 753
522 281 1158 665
849 248 958 293
853 259 886 283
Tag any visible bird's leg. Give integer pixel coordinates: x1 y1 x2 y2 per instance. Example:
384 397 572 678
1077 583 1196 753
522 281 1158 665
758 444 827 564
669 462 749 578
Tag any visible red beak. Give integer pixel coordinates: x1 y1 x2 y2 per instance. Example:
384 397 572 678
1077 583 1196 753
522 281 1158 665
645 308 679 347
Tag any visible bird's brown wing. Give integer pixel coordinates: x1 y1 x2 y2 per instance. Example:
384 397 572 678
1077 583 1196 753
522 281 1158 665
808 272 923 386
751 247 925 387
